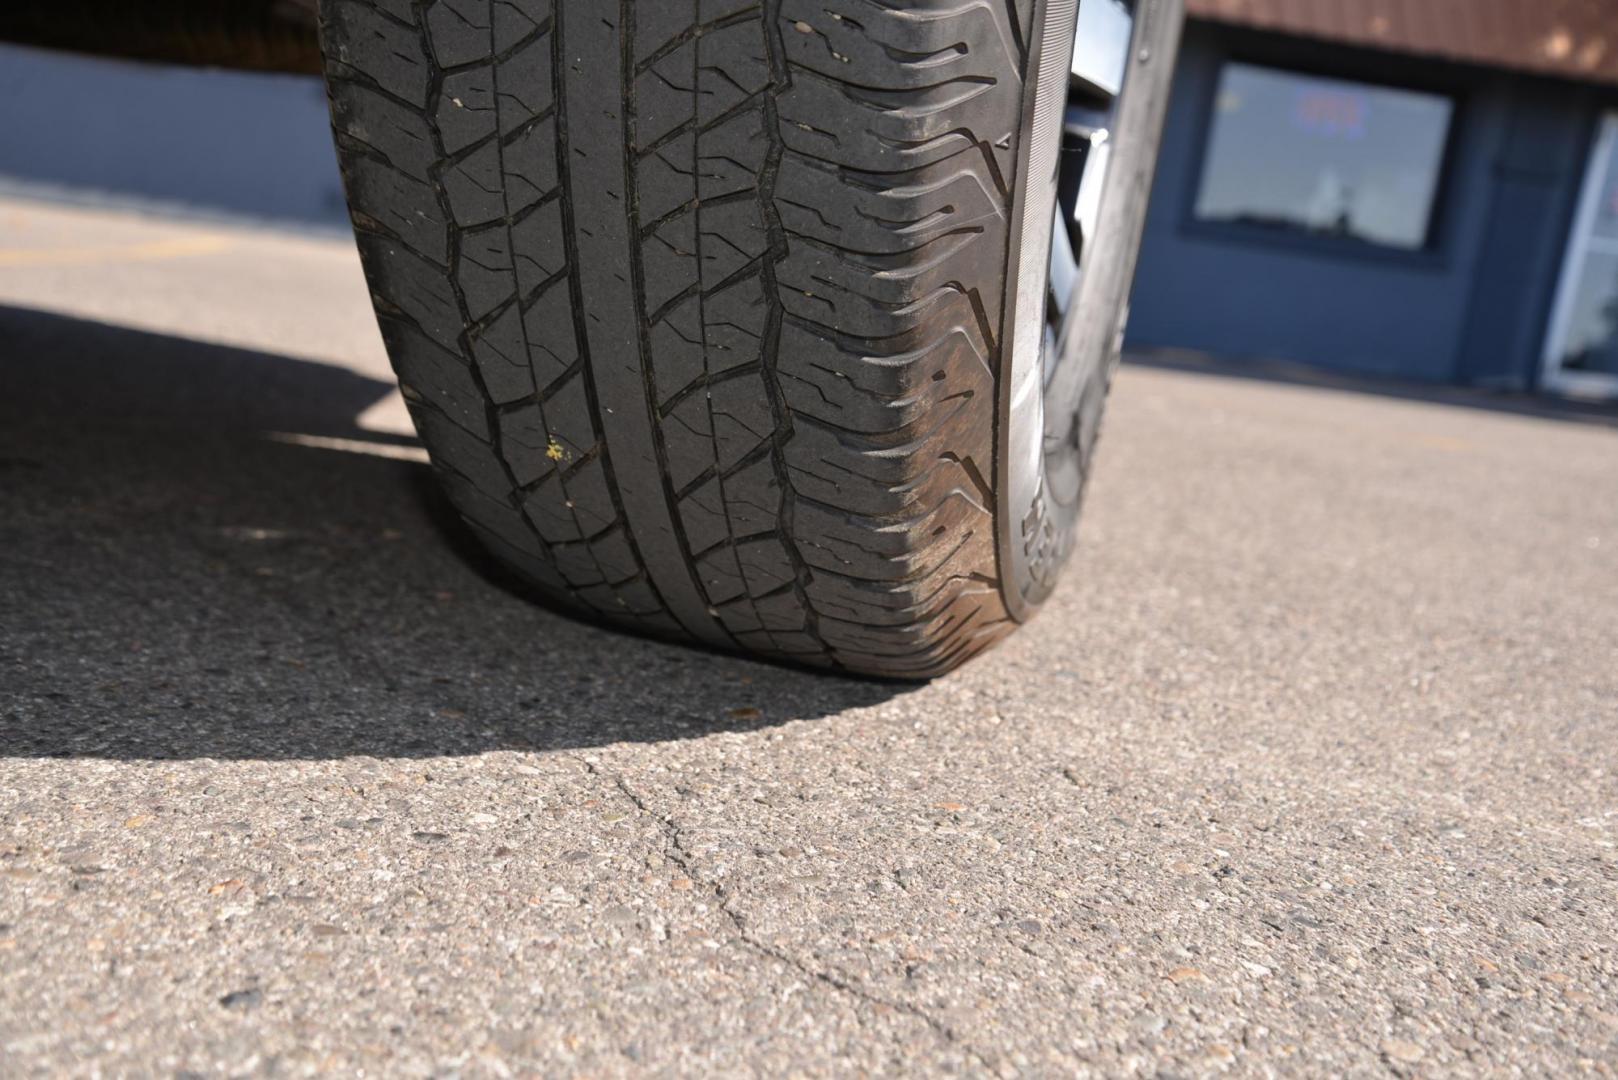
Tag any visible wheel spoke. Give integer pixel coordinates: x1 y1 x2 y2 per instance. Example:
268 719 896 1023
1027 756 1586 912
1045 4 1132 369
1070 0 1133 100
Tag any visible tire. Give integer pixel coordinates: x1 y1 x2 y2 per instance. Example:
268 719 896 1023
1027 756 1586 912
320 0 1180 678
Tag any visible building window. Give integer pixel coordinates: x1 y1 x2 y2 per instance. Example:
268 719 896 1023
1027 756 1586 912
1194 63 1454 252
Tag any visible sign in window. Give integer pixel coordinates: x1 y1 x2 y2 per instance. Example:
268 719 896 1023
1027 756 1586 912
1194 63 1454 252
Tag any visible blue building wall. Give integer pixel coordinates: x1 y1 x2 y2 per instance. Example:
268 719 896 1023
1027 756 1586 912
1127 22 1606 390
0 43 346 230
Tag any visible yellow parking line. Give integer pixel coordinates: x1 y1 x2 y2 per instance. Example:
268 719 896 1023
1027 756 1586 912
0 234 232 267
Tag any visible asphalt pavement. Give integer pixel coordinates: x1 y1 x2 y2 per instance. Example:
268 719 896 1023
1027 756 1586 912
2 197 1616 1076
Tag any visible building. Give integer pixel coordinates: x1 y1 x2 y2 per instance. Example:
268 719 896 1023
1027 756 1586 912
1126 0 1618 399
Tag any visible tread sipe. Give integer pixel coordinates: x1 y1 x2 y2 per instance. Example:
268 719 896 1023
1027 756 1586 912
321 0 1050 678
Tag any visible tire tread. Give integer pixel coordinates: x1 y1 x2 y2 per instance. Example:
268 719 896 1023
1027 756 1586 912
323 0 1039 676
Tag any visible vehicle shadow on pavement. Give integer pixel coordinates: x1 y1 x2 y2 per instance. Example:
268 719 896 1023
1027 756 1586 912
0 306 906 760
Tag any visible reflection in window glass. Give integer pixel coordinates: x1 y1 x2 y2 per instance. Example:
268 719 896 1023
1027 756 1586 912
1195 64 1454 250
1593 144 1618 244
1559 252 1618 376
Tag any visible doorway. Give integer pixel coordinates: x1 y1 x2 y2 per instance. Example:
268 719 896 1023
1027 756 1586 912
1543 113 1618 399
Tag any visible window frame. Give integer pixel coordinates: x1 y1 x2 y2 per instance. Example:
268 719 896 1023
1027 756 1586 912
1180 48 1468 268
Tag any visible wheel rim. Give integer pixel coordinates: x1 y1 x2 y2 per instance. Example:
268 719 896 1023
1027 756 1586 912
1000 0 1146 617
1044 0 1134 505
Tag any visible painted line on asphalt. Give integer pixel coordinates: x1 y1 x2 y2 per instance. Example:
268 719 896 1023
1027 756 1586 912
0 234 232 266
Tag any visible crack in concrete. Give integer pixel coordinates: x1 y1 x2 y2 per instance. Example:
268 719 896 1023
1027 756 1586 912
578 756 993 1073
